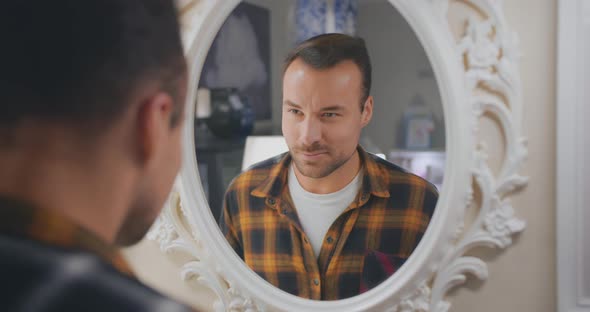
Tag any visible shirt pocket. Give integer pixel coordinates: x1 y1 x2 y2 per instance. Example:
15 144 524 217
359 249 406 293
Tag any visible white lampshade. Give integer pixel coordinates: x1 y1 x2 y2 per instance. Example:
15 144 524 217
242 136 289 171
196 88 211 118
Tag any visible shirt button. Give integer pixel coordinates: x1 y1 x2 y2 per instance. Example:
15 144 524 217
326 236 334 244
313 278 320 286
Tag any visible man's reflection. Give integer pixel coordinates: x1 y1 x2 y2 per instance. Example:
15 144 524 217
219 33 438 300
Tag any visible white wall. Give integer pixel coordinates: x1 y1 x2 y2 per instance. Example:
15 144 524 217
124 0 558 311
123 239 216 311
449 0 557 311
556 0 590 310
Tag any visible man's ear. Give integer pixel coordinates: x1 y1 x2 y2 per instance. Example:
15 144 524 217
136 91 175 166
361 96 373 128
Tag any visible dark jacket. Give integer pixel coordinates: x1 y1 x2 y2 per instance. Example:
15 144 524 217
0 197 193 312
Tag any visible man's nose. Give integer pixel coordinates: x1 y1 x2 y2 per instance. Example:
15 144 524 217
300 117 321 146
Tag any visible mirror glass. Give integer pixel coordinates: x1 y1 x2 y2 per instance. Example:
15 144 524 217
193 0 445 300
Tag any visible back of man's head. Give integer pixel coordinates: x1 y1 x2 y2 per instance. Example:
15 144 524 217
0 0 186 133
0 0 188 246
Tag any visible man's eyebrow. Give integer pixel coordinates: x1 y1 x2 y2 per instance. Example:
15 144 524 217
283 101 346 111
283 100 301 108
320 105 345 112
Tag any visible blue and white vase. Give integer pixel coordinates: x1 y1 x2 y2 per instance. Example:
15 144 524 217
294 0 358 44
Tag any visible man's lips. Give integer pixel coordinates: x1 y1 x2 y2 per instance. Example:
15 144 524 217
302 151 327 156
298 150 328 160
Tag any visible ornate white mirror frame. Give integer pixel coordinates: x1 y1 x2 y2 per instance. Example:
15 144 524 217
148 0 528 310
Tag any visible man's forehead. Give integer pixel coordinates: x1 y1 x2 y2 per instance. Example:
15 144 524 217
284 61 361 93
284 59 361 79
282 59 363 109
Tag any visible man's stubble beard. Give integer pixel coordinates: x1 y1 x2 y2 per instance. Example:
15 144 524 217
290 144 357 179
114 191 159 246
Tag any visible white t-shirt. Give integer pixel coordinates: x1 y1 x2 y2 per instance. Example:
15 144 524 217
288 164 362 258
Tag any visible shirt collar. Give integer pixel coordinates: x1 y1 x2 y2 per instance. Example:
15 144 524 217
251 146 391 200
250 151 291 198
0 196 134 276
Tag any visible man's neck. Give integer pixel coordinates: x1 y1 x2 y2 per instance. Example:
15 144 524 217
0 143 132 245
293 150 361 194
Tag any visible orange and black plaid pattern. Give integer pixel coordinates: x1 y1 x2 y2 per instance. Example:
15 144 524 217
220 146 438 300
0 196 134 276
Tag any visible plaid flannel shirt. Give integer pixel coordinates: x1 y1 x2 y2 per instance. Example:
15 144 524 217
219 147 438 300
0 196 134 276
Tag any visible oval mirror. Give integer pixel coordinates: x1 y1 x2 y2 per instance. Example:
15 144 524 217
193 0 445 300
147 0 527 310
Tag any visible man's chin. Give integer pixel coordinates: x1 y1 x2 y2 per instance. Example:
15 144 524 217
114 208 159 247
114 224 151 247
293 160 332 179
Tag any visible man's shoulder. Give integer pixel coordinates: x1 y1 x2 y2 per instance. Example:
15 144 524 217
227 152 288 193
0 235 192 312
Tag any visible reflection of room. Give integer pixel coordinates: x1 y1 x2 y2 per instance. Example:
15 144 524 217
195 0 447 220
195 0 280 219
357 1 446 190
